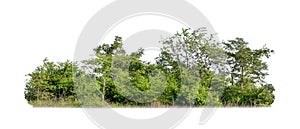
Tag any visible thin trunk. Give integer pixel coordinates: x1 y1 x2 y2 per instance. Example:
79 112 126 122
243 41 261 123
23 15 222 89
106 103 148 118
102 77 106 102
241 66 244 89
37 88 40 101
231 74 234 86
172 95 175 106
186 52 189 67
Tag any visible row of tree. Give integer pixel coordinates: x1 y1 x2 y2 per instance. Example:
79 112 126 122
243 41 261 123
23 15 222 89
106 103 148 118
25 28 275 107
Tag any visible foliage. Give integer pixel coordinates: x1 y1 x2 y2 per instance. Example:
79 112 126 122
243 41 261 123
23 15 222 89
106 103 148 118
24 29 275 107
157 28 226 106
221 38 275 106
221 83 275 106
24 58 79 106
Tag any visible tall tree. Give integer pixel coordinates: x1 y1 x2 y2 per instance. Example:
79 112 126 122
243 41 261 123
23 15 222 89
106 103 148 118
221 38 275 106
156 50 181 105
157 28 226 106
223 38 274 88
83 36 125 102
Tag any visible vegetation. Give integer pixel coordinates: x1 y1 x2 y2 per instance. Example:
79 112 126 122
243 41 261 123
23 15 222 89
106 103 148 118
24 28 275 107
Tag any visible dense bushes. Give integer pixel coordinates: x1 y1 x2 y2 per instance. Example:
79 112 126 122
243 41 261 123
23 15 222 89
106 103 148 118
221 84 275 106
24 28 275 107
24 59 80 106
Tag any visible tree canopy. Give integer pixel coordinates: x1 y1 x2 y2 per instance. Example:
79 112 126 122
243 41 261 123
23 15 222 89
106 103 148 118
24 28 275 107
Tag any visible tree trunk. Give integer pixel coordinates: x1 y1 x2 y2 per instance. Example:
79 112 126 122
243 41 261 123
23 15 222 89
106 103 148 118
102 77 106 102
172 95 175 106
241 66 244 89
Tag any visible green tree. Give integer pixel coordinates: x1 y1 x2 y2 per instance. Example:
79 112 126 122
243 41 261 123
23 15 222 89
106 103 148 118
24 58 79 106
156 50 181 105
223 38 274 88
221 38 275 106
157 28 226 106
113 49 167 105
83 36 127 103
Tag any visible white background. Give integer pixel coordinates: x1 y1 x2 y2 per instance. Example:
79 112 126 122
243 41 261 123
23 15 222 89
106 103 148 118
1 0 300 128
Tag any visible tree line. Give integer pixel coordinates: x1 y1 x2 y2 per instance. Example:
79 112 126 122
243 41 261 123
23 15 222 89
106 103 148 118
24 28 275 107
